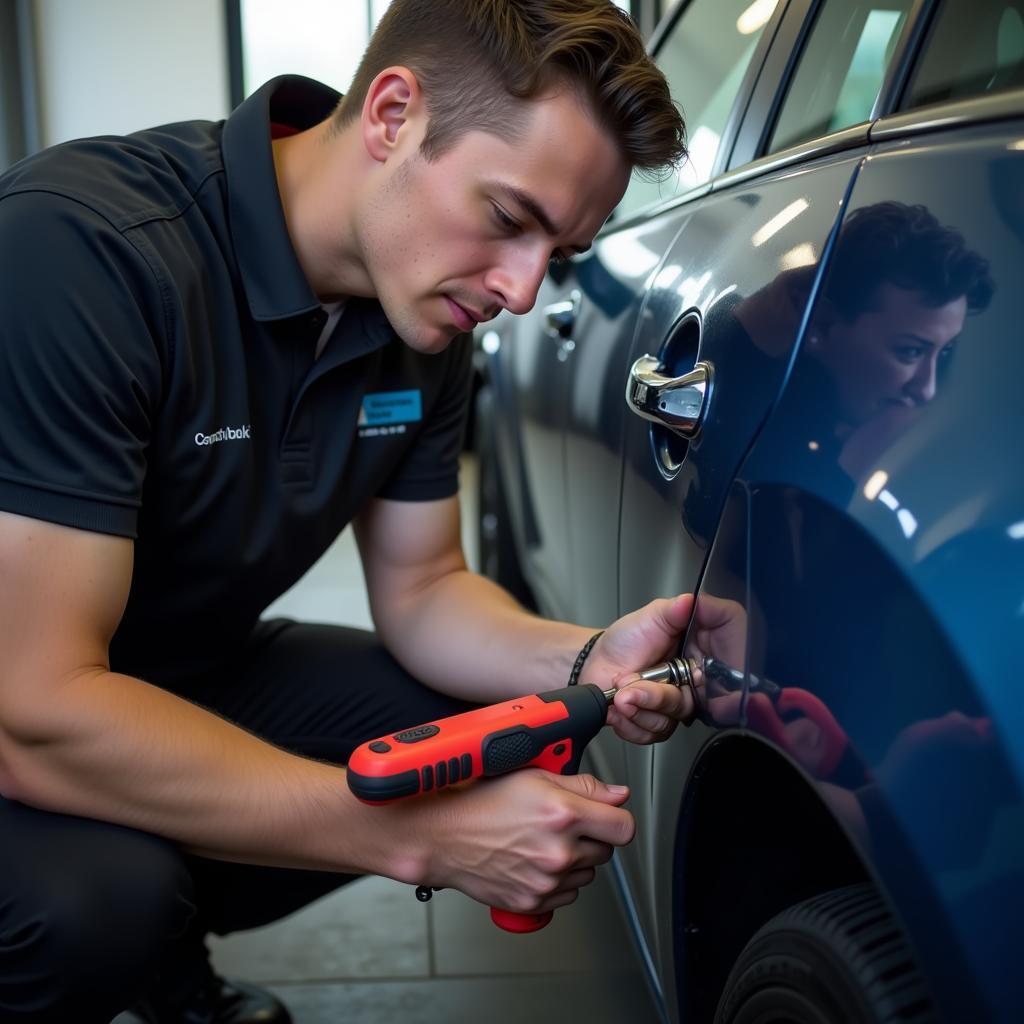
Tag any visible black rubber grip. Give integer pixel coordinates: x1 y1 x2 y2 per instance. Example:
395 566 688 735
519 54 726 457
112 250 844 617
347 767 420 802
481 684 608 778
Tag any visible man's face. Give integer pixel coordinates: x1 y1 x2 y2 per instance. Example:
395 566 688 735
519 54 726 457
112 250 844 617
814 282 968 429
355 89 631 353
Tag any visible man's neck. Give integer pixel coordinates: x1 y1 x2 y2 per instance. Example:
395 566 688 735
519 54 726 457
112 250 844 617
271 119 376 303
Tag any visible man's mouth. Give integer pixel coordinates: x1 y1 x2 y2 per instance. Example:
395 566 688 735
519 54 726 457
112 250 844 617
445 296 481 331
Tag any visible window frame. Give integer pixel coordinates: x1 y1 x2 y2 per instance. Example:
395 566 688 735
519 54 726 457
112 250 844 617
598 0 791 235
887 0 1024 120
721 0 1024 188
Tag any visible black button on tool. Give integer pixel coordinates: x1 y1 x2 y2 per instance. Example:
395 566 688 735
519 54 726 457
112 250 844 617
448 756 460 784
483 730 534 773
436 760 448 787
369 741 391 753
395 724 441 743
460 753 472 778
422 765 434 792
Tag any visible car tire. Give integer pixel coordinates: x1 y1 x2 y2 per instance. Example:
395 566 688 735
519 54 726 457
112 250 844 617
714 883 935 1024
475 385 535 609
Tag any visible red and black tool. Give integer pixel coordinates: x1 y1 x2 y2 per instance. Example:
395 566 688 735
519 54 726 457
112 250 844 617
347 657 700 932
348 681 614 932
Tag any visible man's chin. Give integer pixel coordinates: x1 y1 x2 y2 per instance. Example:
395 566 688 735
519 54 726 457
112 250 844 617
397 323 459 355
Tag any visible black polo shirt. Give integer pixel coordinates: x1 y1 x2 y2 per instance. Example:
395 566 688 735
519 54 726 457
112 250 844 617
0 76 472 684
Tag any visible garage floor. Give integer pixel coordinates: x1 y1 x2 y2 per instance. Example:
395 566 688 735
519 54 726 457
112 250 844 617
113 457 662 1024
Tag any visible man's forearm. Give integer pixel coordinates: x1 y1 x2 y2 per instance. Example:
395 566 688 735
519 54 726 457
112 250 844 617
374 568 596 702
0 667 432 882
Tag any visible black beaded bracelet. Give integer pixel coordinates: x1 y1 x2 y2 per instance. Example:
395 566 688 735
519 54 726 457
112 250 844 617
568 630 604 686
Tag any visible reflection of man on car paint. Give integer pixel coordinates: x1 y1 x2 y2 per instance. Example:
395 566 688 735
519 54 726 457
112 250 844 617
802 202 994 480
807 203 991 430
736 201 994 484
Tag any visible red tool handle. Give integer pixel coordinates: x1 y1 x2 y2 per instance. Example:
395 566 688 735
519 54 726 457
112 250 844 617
347 683 609 932
490 908 553 932
347 683 608 803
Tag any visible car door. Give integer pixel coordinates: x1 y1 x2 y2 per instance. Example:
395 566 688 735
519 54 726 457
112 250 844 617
550 0 791 951
608 0 919 989
488 0 787 625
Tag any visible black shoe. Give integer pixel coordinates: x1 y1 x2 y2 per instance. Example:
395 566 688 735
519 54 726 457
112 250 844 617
133 972 292 1024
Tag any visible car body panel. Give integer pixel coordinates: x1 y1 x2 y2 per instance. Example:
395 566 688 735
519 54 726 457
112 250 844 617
477 0 1024 1019
736 121 1024 1020
604 152 864 950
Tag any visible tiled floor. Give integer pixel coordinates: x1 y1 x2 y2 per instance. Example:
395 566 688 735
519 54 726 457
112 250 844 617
113 457 662 1024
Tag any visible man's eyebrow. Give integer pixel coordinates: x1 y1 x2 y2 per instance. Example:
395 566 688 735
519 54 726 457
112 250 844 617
498 185 591 254
893 333 938 347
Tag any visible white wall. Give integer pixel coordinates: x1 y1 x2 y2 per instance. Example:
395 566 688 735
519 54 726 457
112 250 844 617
33 0 230 146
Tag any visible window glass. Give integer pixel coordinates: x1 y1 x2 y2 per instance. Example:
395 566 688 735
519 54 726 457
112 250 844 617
904 0 1024 109
615 0 780 220
768 1 912 154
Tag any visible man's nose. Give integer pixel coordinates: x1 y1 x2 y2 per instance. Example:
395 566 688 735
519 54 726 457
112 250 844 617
485 249 550 316
907 353 939 404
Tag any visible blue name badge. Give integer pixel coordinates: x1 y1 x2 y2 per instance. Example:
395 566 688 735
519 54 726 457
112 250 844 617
358 389 422 437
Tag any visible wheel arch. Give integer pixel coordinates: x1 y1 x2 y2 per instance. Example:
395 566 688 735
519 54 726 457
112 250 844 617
670 733 871 1022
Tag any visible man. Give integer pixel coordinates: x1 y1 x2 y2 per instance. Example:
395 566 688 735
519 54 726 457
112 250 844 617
0 2 701 1022
732 201 993 490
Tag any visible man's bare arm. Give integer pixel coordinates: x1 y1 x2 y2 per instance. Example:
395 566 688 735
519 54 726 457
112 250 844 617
355 495 598 703
0 512 432 881
0 511 635 915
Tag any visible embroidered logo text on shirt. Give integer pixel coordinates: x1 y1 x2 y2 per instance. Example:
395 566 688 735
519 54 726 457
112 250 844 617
358 390 422 438
194 424 252 446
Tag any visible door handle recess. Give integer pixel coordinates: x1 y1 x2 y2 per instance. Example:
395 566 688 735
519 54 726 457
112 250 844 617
626 356 712 438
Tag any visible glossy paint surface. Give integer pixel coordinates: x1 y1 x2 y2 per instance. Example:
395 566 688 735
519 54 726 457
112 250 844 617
738 124 1024 1020
481 6 1024 1022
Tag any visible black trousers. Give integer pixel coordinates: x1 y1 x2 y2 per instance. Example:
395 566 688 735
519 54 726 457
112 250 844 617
0 620 473 1023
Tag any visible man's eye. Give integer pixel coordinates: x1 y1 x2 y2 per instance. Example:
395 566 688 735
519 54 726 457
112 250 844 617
893 345 924 363
492 205 518 231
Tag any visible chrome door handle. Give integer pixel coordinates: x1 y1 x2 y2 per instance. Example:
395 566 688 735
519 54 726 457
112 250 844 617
625 356 712 438
544 290 581 339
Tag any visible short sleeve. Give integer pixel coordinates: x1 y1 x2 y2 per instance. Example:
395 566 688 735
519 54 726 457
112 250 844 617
376 333 473 502
0 191 165 536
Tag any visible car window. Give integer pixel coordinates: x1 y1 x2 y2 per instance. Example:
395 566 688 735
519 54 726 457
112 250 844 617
614 0 780 220
767 0 913 154
903 0 1024 109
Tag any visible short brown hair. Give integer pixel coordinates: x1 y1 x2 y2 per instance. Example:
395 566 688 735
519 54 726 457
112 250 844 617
334 0 686 178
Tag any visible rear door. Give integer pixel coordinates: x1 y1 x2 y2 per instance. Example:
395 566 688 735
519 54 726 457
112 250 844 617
739 1 1024 1016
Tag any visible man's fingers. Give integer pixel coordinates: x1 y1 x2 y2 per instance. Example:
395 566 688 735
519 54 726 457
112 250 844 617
614 681 692 722
658 593 695 632
693 594 744 630
572 837 617 869
543 773 636 846
607 708 664 744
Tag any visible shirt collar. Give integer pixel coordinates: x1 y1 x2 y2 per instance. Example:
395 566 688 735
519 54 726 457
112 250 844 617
222 75 339 323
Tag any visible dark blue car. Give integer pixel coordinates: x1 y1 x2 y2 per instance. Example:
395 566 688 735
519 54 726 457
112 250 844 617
475 0 1024 1020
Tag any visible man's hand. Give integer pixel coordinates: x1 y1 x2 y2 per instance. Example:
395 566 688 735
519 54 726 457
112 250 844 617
421 769 634 914
588 593 747 745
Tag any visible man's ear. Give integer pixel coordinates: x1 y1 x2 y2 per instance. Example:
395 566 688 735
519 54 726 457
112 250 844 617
361 66 425 162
